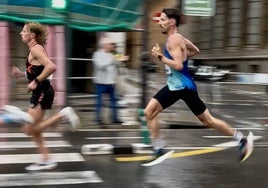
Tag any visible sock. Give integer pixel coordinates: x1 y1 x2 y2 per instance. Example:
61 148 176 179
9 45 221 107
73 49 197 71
233 130 244 141
152 136 165 150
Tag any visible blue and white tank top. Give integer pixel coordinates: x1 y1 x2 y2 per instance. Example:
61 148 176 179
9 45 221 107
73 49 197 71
164 47 197 91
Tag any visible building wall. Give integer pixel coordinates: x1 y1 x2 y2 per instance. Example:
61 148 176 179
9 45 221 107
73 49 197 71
192 0 268 73
128 0 268 73
128 0 196 71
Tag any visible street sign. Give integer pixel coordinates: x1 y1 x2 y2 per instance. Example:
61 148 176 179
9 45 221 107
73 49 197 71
151 12 161 24
182 0 215 17
51 0 67 10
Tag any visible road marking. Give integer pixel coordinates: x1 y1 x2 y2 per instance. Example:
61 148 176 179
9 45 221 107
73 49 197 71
115 148 223 162
85 136 152 140
247 117 268 120
165 146 219 150
0 132 62 138
204 135 263 139
0 140 72 149
115 136 262 162
203 136 232 139
0 153 85 164
81 144 113 155
235 127 265 130
78 128 141 132
0 171 103 187
207 102 254 106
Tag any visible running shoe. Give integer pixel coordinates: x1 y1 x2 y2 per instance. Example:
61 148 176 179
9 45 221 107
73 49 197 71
59 106 80 131
25 161 57 171
238 131 254 162
2 105 33 124
142 148 174 166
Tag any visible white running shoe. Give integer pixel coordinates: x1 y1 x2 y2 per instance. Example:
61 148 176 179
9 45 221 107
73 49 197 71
59 107 80 131
238 131 254 162
25 161 57 171
2 105 33 124
142 149 174 167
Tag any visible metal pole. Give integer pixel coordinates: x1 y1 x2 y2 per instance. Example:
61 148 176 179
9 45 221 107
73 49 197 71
64 0 72 105
139 0 150 144
140 0 149 109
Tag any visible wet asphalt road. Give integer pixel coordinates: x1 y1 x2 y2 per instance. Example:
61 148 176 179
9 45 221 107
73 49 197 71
0 79 268 188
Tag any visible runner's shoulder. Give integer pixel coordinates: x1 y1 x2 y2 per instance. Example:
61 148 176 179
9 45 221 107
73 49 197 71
168 33 185 46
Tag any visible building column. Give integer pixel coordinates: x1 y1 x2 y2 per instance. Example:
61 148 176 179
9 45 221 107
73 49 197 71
245 0 262 48
47 26 66 106
227 0 243 50
260 1 268 48
211 0 225 50
0 22 10 106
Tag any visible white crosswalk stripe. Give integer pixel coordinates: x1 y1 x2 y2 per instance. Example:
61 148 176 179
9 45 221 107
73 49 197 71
0 171 103 187
0 129 103 186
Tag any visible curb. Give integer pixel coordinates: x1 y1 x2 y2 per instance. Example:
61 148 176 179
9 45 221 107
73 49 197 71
81 143 153 155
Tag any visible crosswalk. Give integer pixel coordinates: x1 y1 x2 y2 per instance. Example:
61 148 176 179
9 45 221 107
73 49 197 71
0 127 103 187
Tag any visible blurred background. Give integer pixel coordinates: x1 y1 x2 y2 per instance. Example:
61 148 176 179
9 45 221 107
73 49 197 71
0 1 268 187
0 0 268 107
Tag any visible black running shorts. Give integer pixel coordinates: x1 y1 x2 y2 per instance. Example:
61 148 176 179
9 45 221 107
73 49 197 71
30 80 55 110
153 85 207 116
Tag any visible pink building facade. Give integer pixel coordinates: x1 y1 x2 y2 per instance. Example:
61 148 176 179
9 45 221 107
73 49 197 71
0 22 67 107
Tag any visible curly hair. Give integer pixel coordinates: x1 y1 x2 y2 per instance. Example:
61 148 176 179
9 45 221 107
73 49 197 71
25 22 48 45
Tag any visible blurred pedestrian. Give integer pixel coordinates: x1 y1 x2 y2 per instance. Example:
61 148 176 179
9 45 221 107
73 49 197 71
11 22 80 171
140 8 253 166
111 43 130 101
92 37 124 125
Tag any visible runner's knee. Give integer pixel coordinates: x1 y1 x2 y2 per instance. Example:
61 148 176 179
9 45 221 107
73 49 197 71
22 125 32 136
144 107 160 120
144 108 153 120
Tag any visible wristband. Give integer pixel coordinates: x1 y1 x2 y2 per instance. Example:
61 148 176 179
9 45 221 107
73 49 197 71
34 78 40 84
157 55 163 61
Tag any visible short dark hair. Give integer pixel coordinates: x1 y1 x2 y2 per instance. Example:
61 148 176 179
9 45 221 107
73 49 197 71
162 8 180 27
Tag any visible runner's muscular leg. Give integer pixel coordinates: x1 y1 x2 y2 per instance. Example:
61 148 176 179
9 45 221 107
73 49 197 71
144 98 163 138
22 105 44 135
197 109 235 136
23 104 50 161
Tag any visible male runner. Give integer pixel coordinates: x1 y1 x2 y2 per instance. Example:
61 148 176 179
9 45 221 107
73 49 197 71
141 8 253 166
11 22 80 171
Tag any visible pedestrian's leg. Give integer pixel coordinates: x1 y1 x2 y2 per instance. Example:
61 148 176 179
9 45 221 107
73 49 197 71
109 85 119 122
95 84 103 123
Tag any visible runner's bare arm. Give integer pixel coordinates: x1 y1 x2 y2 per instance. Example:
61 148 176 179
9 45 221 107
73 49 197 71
151 35 186 71
184 38 200 58
11 65 25 78
164 34 186 70
30 45 56 82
